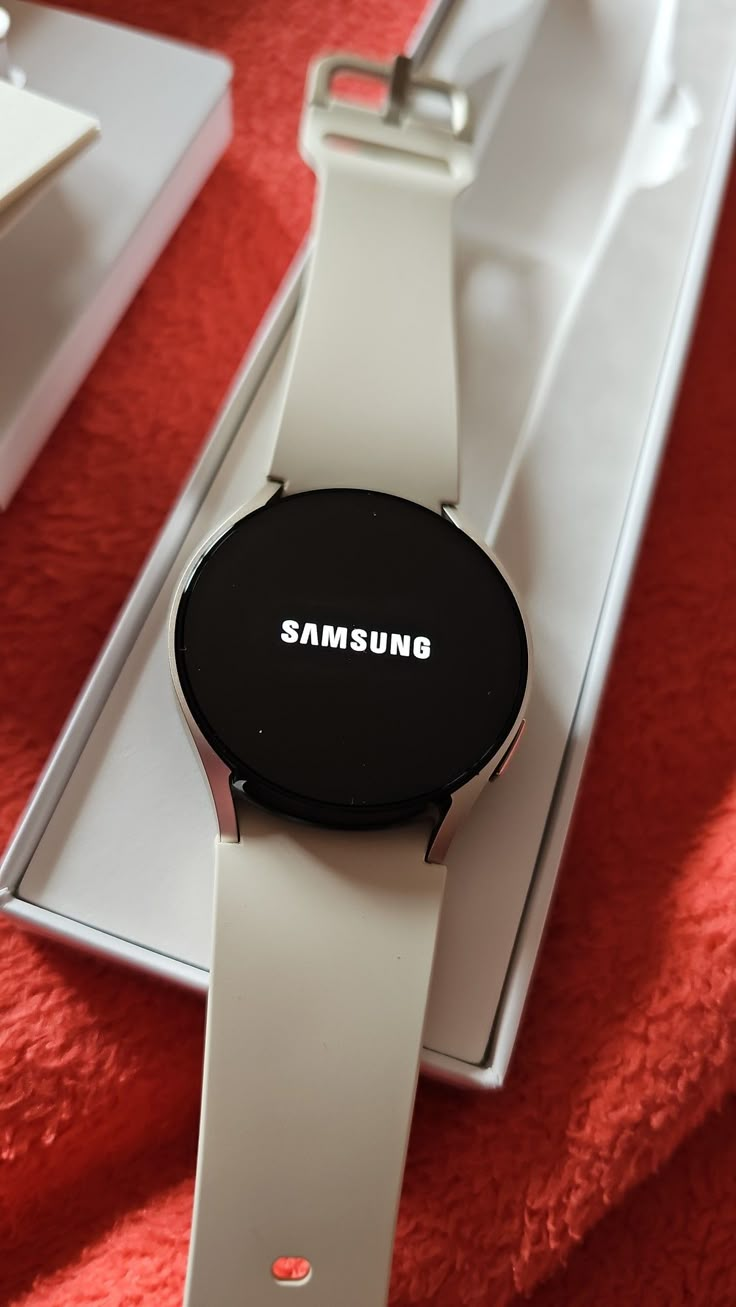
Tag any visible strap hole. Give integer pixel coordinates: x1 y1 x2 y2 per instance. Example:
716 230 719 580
271 1257 312 1285
329 70 387 110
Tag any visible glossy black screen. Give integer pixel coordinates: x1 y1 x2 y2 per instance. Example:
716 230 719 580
174 489 528 827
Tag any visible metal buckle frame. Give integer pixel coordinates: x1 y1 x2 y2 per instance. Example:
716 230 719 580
309 53 472 142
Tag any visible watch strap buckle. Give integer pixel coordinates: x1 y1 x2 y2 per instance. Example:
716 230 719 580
303 53 474 185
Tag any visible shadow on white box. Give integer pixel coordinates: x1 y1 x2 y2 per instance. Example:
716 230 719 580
2 0 735 1088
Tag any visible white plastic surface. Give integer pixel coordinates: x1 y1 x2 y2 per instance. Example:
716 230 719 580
0 77 98 233
0 0 232 508
3 0 735 1080
185 802 445 1307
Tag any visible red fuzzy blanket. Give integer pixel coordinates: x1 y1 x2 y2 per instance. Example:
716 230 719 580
1 3 735 1304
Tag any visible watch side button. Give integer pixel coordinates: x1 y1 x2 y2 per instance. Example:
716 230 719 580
492 719 526 780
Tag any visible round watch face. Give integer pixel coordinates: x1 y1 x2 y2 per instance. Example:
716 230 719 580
174 489 528 827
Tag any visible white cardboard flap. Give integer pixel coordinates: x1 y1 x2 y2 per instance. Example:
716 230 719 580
0 78 98 238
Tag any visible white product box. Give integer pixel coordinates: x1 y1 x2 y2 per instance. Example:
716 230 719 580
2 0 734 1087
0 0 232 508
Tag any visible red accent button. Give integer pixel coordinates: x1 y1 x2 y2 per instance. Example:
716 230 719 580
493 719 526 779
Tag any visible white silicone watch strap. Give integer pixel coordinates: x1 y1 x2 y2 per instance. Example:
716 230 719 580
269 55 474 511
184 799 446 1307
184 56 468 1306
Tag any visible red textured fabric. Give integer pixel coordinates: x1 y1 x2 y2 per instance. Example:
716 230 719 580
1 3 735 1304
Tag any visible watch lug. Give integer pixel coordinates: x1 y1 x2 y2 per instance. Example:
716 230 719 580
181 716 239 843
169 481 284 844
430 504 531 863
427 768 490 864
202 742 239 843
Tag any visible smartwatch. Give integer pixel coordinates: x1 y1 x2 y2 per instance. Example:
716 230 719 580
170 54 530 1307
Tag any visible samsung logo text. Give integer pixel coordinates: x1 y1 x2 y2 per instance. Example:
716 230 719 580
280 620 431 660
